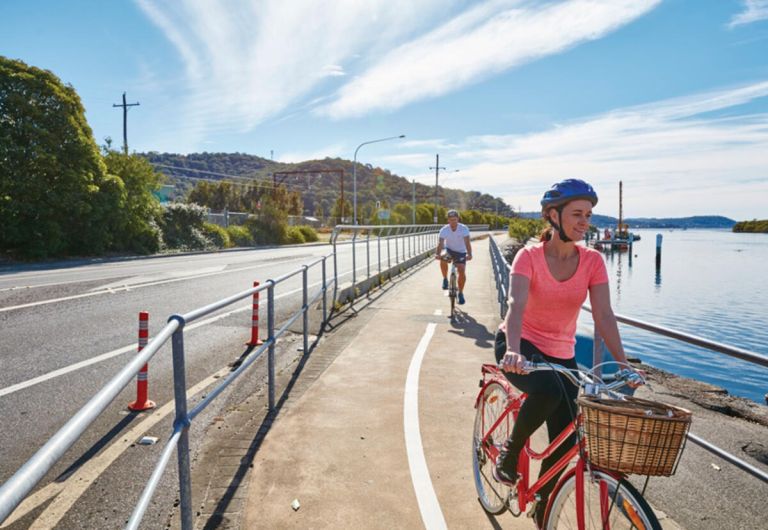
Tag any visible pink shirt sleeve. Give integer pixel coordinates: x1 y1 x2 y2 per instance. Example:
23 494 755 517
589 252 609 287
510 247 533 279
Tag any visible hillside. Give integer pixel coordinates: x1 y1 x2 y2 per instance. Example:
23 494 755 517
141 152 512 218
519 212 736 229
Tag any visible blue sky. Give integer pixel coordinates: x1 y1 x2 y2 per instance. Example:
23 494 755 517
2 0 767 219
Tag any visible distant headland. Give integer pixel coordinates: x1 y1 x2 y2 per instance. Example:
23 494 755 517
519 213 736 229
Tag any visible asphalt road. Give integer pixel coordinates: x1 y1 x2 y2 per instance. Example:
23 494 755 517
0 235 438 529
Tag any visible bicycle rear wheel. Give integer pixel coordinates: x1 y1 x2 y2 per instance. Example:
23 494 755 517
472 381 514 514
544 467 661 530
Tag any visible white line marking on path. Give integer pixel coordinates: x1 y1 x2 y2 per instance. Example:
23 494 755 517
0 368 229 529
0 285 311 398
403 319 447 530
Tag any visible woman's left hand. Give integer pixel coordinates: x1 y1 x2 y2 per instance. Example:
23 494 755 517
627 367 646 388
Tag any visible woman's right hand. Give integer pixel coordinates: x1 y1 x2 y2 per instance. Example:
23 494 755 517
500 350 527 374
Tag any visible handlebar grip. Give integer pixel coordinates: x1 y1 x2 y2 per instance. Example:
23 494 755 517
497 361 539 372
611 368 646 387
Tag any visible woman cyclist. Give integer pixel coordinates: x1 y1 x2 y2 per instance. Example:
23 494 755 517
494 178 638 527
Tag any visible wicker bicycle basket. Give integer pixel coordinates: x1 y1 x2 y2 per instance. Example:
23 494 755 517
577 396 692 476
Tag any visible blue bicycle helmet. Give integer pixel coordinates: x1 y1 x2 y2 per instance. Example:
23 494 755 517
540 179 598 209
540 179 598 242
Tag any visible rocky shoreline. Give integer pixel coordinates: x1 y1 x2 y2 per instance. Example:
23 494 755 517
635 361 768 429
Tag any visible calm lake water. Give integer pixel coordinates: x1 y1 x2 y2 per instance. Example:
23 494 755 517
587 229 768 403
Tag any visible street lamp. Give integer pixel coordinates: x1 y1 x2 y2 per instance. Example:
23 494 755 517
353 134 405 225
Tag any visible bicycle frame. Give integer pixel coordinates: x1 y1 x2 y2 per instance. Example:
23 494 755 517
476 364 628 528
442 255 458 318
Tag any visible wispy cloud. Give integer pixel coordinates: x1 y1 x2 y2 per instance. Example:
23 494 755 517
135 0 454 143
136 0 662 143
729 0 768 28
318 0 661 119
390 82 768 217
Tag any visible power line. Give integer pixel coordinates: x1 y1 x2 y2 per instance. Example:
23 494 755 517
152 163 268 183
151 163 318 192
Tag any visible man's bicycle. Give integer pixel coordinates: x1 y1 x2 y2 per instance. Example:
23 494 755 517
472 361 692 529
440 252 458 320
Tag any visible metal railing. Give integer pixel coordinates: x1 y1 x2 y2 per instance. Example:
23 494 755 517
487 235 768 484
330 224 489 307
0 224 487 528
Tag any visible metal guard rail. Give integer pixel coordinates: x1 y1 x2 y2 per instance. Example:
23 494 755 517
487 236 768 485
330 224 489 308
0 224 473 528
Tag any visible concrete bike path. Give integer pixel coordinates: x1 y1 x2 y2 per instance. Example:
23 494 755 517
242 238 534 529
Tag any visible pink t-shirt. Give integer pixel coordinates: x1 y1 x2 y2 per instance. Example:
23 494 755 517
502 243 608 359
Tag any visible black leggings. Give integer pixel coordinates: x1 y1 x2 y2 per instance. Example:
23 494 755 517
494 331 579 500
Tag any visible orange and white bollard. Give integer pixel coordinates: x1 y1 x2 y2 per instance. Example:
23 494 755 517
128 311 156 411
246 281 263 346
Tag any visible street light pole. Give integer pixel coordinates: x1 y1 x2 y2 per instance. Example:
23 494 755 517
352 134 405 225
430 154 445 224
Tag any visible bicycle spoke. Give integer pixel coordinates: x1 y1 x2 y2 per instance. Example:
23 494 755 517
545 469 660 530
473 382 513 514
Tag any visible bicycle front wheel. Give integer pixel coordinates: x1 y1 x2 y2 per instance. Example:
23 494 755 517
449 271 457 317
544 467 661 530
472 382 514 514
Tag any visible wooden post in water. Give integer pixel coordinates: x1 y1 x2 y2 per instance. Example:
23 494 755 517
618 180 623 237
655 233 663 269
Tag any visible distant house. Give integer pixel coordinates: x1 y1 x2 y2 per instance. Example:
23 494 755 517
288 215 321 227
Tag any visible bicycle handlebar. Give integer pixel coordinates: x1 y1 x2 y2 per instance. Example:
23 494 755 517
497 361 645 397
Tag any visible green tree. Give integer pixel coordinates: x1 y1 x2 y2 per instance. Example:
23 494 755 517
393 202 414 223
415 203 434 224
0 57 120 258
330 197 352 222
313 202 325 219
102 150 163 253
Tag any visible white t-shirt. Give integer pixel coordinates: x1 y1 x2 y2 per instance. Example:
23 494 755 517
439 223 470 253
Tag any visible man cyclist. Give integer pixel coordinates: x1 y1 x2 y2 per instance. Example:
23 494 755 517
435 209 472 304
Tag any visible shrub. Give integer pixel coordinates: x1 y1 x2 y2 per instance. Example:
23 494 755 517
508 218 545 243
159 202 210 250
285 226 306 244
295 225 319 242
130 219 163 254
226 225 253 247
244 204 288 245
202 222 231 248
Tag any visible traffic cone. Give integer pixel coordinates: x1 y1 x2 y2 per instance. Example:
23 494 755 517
128 311 156 411
246 281 264 346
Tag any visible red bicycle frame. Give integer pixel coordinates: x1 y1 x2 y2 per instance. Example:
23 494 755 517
477 364 623 529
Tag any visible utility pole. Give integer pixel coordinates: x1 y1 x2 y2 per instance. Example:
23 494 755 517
412 179 416 224
112 92 140 154
429 154 445 224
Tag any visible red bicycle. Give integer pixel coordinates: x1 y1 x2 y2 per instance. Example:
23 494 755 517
472 361 691 529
